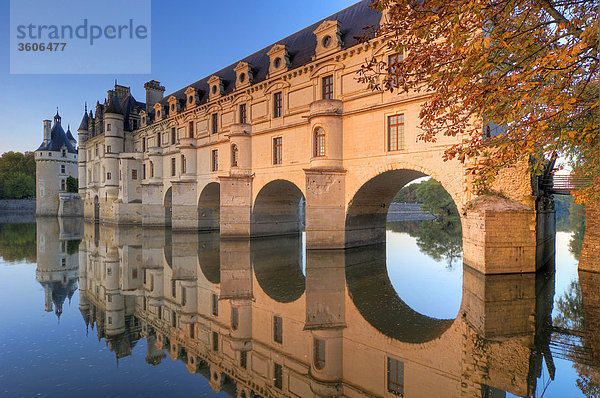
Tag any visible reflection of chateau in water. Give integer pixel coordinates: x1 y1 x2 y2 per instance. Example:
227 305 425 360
35 217 83 318
73 222 594 398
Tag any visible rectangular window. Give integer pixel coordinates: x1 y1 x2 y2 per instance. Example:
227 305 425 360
387 357 405 396
106 145 111 154
171 310 177 327
240 350 247 369
273 315 283 344
181 155 186 174
107 172 111 180
322 75 334 99
157 306 162 320
157 132 161 147
171 279 176 297
143 164 146 179
107 294 112 303
182 287 187 305
132 169 137 180
273 137 282 165
212 293 219 316
231 307 239 330
95 144 98 156
274 363 283 389
62 149 66 158
107 267 112 276
107 123 111 131
212 331 219 351
142 137 146 152
150 162 154 177
108 316 112 324
60 165 66 174
273 92 282 118
212 113 218 134
61 241 66 252
188 121 194 138
211 150 218 172
61 258 66 267
171 128 176 145
388 114 405 151
189 323 195 339
239 104 247 124
388 53 404 88
171 157 176 176
132 268 138 279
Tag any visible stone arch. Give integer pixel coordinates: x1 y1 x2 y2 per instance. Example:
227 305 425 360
345 244 455 343
251 179 305 237
164 187 173 227
198 182 220 231
251 236 305 303
345 165 463 248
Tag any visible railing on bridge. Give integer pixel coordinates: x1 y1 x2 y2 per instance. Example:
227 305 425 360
540 174 593 195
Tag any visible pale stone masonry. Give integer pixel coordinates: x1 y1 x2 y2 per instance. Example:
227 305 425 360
77 0 550 273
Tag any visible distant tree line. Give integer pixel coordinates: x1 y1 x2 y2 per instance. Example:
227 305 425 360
390 179 462 267
0 152 36 199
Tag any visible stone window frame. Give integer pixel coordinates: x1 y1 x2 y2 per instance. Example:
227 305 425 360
211 149 219 172
386 113 405 152
239 103 247 124
60 164 66 174
211 113 219 134
313 338 326 370
171 157 176 177
313 126 326 157
273 92 283 118
322 74 334 100
272 136 283 165
231 144 239 168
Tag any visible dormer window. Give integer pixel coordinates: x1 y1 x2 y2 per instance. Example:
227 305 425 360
234 62 253 89
267 44 290 77
185 87 198 107
61 149 66 157
156 110 161 118
313 20 343 59
171 104 175 112
208 76 223 100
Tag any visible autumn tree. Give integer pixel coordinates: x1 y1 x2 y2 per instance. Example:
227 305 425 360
359 0 598 203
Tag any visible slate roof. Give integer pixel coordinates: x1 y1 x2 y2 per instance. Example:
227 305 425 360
147 0 380 121
36 112 77 153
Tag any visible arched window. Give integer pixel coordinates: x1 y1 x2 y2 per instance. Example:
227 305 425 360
314 127 325 157
231 144 239 167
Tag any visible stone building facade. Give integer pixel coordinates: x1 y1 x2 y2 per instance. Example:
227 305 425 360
35 111 80 216
77 0 547 273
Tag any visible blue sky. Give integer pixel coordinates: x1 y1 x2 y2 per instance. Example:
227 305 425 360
0 0 359 154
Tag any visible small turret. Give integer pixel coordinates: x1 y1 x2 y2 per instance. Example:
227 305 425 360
66 125 77 148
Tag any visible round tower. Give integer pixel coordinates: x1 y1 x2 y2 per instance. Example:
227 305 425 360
35 110 78 216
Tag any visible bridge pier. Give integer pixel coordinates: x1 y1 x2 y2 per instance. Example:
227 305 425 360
304 169 346 249
219 175 252 238
171 181 198 231
462 195 542 274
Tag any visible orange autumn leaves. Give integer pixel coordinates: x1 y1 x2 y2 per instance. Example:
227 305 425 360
359 0 598 202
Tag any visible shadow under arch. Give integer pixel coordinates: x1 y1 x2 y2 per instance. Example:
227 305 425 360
251 235 305 303
198 182 220 231
164 187 173 227
197 231 220 284
345 244 455 343
251 179 305 237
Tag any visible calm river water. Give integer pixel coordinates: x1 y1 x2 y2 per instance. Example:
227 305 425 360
0 217 596 398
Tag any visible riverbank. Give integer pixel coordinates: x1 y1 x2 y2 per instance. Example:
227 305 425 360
0 199 36 223
387 202 435 222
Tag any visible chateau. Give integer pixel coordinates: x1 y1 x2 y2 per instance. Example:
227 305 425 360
77 0 552 273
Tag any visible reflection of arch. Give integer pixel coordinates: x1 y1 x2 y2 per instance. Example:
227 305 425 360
345 169 455 247
197 231 220 284
93 195 100 222
251 180 305 237
345 244 454 343
252 236 305 303
198 183 220 231
164 187 173 227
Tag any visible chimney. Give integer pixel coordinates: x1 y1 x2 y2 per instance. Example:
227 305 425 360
144 80 165 109
114 83 130 101
43 120 52 145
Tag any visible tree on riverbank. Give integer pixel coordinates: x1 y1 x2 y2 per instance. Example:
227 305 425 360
360 0 598 203
0 152 36 199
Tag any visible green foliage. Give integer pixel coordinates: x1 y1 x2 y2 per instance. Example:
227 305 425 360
0 151 36 199
415 179 459 219
66 176 78 193
554 194 586 260
554 280 584 331
66 239 81 255
0 223 36 264
2 172 35 199
392 183 419 203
